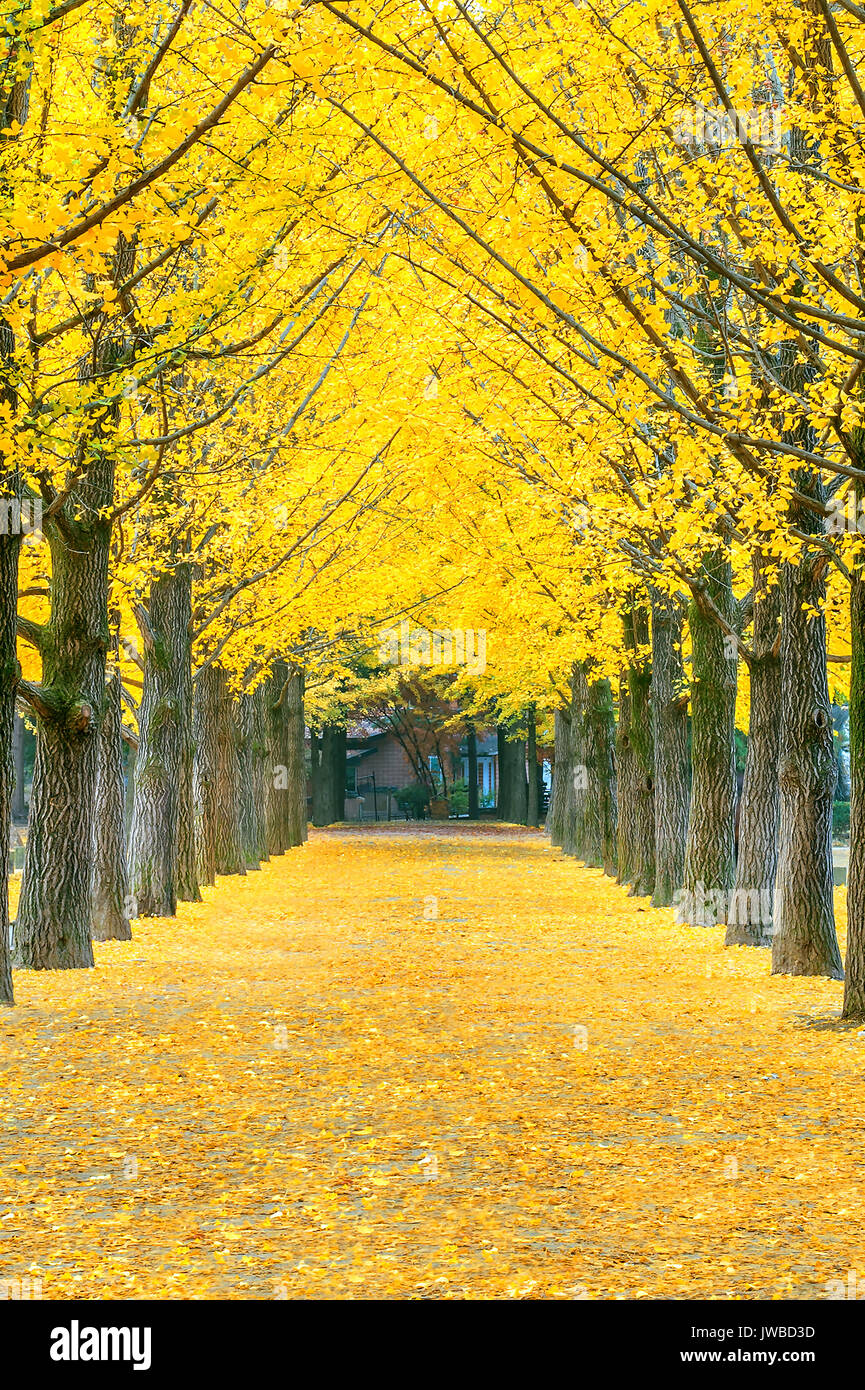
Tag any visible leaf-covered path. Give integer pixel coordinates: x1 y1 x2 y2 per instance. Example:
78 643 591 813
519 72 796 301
0 827 860 1299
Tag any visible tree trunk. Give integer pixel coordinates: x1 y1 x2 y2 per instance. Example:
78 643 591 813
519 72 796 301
497 724 512 823
328 725 347 823
615 610 654 894
584 676 618 875
497 726 527 825
267 662 289 853
215 668 245 877
772 554 843 978
193 664 220 887
123 739 135 843
526 706 539 828
310 727 323 825
15 501 113 971
548 708 570 846
129 565 193 917
615 667 636 885
285 668 306 847
627 610 655 898
91 670 132 941
844 572 865 1015
253 679 272 863
311 723 345 827
467 725 479 820
678 554 737 928
11 710 25 820
726 554 781 947
651 589 690 907
238 690 265 870
175 625 200 902
569 666 589 857
0 530 19 1002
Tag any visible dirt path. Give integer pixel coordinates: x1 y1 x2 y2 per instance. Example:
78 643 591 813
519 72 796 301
0 827 859 1299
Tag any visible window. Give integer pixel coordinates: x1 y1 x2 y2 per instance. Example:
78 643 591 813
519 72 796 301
429 755 441 773
345 765 357 794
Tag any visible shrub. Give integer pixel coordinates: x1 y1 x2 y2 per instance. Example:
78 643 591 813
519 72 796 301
395 781 431 819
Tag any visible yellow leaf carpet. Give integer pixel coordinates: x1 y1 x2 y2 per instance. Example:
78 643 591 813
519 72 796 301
0 826 857 1299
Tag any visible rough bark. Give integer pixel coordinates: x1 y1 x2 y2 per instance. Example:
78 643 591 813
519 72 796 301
13 229 132 970
123 739 135 843
772 554 843 979
253 680 272 863
627 614 655 898
310 722 345 827
844 572 865 1015
91 670 132 941
650 589 690 907
175 655 200 903
310 727 324 825
726 555 781 947
526 706 539 828
129 565 193 917
11 710 25 820
267 662 290 853
285 669 307 847
497 724 512 823
238 690 265 870
215 668 245 877
497 726 527 825
547 708 571 846
15 497 113 971
679 554 737 928
583 675 618 875
0 529 19 1002
467 725 479 820
615 666 636 885
193 664 220 887
569 666 589 857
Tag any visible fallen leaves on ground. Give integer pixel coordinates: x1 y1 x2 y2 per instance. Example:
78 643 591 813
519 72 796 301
0 829 858 1299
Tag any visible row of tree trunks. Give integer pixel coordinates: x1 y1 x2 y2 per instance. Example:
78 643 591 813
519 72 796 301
4 525 306 977
193 662 308 879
